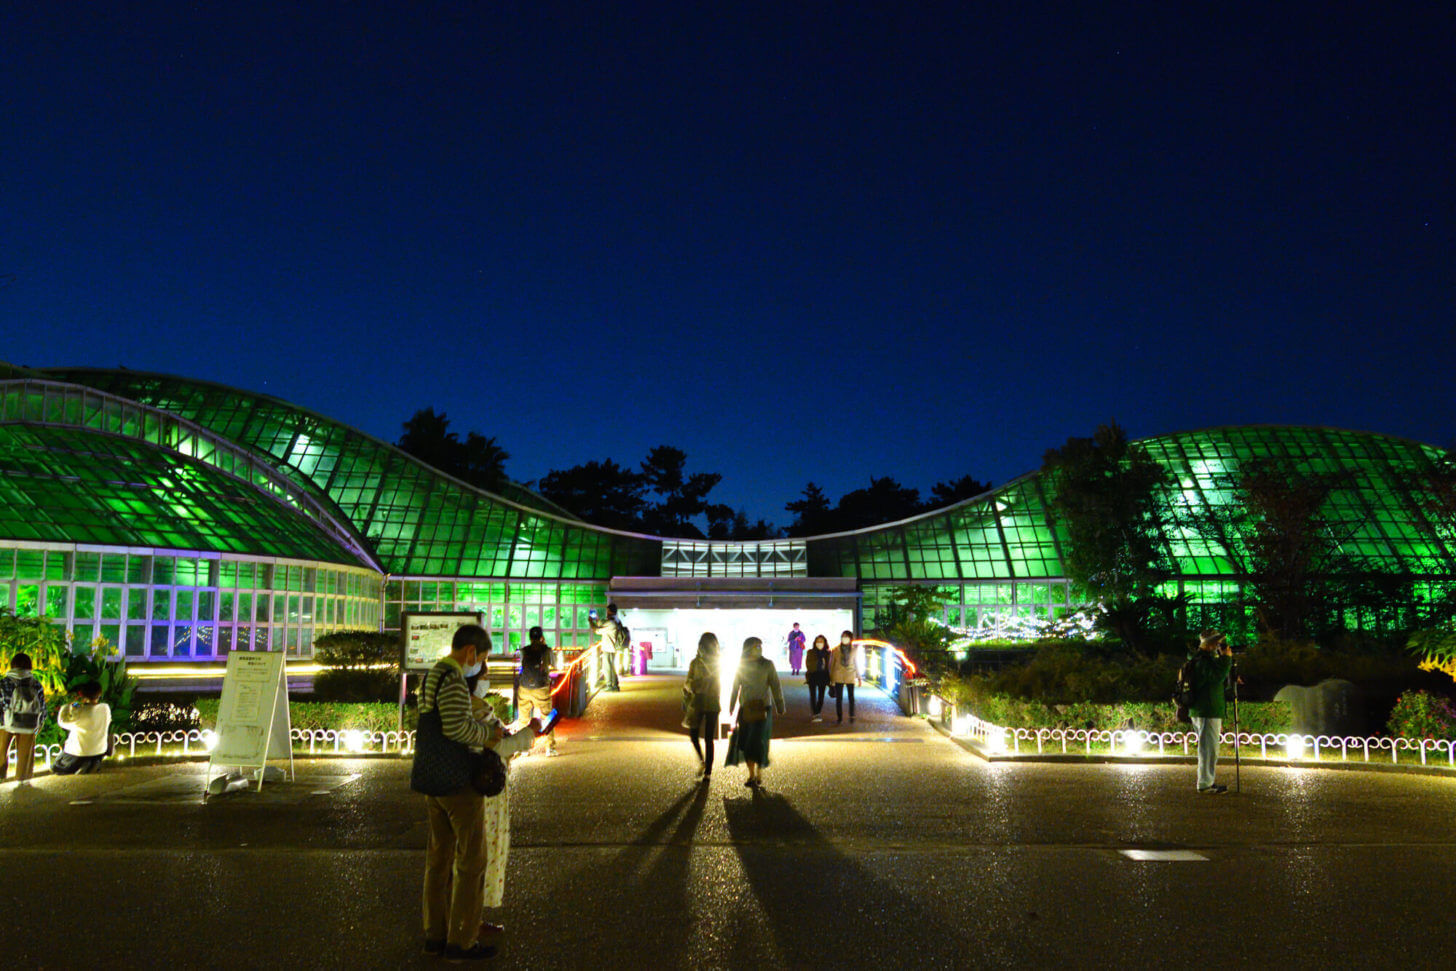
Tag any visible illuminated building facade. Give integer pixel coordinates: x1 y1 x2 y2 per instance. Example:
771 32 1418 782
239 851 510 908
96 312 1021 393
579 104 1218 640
2 368 1452 664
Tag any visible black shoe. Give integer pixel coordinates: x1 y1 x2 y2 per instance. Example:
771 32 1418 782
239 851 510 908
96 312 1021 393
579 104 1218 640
445 942 497 962
423 939 446 956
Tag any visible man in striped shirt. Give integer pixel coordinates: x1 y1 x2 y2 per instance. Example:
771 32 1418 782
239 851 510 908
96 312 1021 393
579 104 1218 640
420 625 501 962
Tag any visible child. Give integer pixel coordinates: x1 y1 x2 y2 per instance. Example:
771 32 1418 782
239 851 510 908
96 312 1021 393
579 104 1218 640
54 680 112 775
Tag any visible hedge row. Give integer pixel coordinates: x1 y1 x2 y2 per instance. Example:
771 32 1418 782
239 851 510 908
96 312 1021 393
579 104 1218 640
194 694 514 734
959 694 1292 735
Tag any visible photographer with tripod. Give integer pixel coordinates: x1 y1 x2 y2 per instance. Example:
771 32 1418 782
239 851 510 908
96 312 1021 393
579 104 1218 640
1188 630 1234 794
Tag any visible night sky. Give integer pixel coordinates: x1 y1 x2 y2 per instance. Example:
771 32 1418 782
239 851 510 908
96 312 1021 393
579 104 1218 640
4 2 1452 525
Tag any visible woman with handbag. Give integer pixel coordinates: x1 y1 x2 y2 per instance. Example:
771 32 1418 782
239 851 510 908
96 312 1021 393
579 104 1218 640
724 637 786 788
682 632 722 781
829 630 862 724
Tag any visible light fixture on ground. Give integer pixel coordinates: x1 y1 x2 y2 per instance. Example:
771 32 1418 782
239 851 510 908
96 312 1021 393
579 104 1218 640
1286 735 1307 760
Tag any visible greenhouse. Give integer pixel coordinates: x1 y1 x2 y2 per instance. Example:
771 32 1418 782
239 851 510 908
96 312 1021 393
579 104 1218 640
0 368 1451 665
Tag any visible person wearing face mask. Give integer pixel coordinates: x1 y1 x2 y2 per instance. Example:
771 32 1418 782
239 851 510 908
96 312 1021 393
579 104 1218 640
462 652 549 946
829 631 862 724
804 634 832 722
416 625 499 962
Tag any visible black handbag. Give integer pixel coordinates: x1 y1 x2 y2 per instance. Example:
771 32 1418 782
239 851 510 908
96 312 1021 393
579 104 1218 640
410 669 506 798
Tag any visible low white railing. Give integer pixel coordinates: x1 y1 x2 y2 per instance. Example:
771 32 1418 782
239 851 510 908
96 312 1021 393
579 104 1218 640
4 729 421 776
933 698 1456 768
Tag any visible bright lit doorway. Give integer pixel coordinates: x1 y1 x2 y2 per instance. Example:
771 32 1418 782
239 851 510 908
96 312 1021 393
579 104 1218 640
618 607 855 673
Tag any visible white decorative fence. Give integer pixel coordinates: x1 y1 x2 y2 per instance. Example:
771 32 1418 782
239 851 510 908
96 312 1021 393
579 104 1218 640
5 728 421 776
949 708 1456 767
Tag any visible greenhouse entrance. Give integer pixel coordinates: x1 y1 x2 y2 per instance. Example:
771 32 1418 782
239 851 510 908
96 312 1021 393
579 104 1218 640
608 577 860 671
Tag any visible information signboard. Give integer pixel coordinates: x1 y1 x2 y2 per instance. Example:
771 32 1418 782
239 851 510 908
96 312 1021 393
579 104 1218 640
402 612 484 671
204 650 293 797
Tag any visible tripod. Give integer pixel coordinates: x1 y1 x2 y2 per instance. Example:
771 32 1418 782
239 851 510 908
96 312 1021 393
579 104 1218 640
1231 657 1241 794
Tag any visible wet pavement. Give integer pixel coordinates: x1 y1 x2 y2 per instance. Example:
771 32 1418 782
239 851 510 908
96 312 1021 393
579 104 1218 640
4 673 1456 969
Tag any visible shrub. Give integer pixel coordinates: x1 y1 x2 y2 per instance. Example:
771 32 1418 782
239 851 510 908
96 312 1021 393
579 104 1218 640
311 669 399 703
311 629 402 702
60 638 137 732
0 608 70 695
1385 690 1456 741
312 630 400 671
130 700 202 734
194 693 514 735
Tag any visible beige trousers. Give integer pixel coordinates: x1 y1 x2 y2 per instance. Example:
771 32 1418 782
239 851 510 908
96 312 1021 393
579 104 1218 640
422 790 488 947
0 729 37 782
518 685 556 751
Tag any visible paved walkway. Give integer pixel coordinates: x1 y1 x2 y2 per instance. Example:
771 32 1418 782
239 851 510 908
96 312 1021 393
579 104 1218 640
4 674 1456 968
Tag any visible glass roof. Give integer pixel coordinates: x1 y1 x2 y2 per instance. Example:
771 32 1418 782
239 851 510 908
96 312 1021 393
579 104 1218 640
0 423 362 564
809 426 1456 582
48 369 661 578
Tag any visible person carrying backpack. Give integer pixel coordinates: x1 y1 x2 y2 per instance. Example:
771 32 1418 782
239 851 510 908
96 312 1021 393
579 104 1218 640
1 652 48 783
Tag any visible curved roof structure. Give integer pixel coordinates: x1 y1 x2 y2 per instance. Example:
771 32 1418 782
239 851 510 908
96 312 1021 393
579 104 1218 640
806 425 1456 583
25 368 1456 589
0 422 360 564
47 368 661 578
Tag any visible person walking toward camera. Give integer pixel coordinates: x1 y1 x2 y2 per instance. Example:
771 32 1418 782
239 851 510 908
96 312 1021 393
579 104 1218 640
1189 629 1234 794
1 652 47 783
725 637 785 788
683 632 722 781
786 622 806 676
829 631 861 724
805 634 831 721
53 680 111 775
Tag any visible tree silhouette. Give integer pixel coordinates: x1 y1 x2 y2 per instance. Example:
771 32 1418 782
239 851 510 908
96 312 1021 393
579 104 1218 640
536 460 646 531
396 408 511 493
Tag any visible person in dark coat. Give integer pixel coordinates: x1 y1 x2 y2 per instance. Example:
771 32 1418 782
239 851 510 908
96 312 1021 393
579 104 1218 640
804 634 832 722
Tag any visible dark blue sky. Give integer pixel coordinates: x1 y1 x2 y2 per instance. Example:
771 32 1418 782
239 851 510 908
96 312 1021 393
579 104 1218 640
4 2 1453 524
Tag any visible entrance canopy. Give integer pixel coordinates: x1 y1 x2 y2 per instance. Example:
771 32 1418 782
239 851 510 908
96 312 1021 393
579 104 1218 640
609 577 861 671
608 577 861 612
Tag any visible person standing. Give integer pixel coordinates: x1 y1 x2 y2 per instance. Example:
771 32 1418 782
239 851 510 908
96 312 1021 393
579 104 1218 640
518 627 558 756
464 659 549 946
829 631 862 724
589 604 626 691
786 623 806 677
804 634 831 722
682 632 722 781
724 637 786 788
53 680 111 775
416 625 501 962
1 652 47 784
1189 629 1234 794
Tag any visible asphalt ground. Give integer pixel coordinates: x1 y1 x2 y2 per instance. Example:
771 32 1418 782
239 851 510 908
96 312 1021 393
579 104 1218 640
4 673 1456 969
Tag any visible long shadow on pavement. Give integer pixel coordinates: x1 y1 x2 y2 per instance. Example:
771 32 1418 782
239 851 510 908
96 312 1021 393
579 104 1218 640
721 788 992 967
